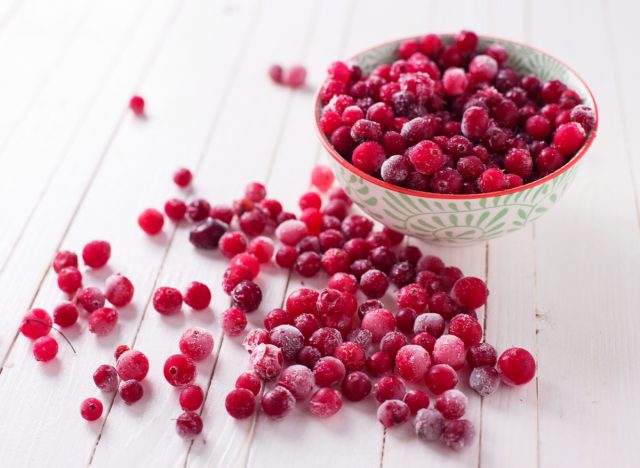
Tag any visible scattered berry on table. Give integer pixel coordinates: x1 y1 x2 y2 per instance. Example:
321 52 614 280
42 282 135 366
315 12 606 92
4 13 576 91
93 365 119 392
180 385 204 411
138 208 164 235
82 240 111 269
20 308 52 339
179 327 214 361
32 336 58 362
309 388 342 418
225 388 256 419
176 411 203 439
116 350 149 381
164 354 197 387
80 398 103 421
129 95 144 116
120 379 144 404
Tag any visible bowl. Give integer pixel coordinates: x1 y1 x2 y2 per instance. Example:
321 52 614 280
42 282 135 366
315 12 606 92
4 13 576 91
315 34 598 245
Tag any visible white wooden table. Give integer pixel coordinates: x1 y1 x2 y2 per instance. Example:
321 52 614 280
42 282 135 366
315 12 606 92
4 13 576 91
0 0 637 466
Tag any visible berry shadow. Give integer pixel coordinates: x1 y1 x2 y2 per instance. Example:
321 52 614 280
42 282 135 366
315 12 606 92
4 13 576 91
39 358 62 377
189 307 215 326
84 265 115 283
160 312 187 329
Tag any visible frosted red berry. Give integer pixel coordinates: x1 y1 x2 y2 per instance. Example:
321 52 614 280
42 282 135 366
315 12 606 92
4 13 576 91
466 342 498 368
452 277 488 309
20 308 52 339
77 287 105 313
164 354 197 387
236 372 262 396
105 274 134 307
414 408 445 441
248 236 274 263
189 218 228 249
269 325 304 361
58 267 82 294
138 208 164 235
179 327 214 361
553 122 586 155
313 356 346 387
359 269 389 299
461 106 489 140
443 419 475 451
176 411 202 439
231 280 262 313
244 182 266 203
88 307 118 336
374 375 406 403
94 364 119 392
129 95 144 116
470 366 501 396
341 371 372 401
120 379 144 404
408 140 444 175
180 384 204 411
426 364 458 395
53 302 79 328
397 283 428 313
395 344 431 382
250 343 283 380
183 281 211 310
222 307 247 337
114 344 129 360
53 250 77 273
165 198 187 221
153 286 183 315
80 398 103 421
268 64 283 83
498 347 536 385
116 350 149 381
82 240 111 269
377 399 411 428
230 253 260 279
413 312 445 337
448 314 483 346
432 335 466 370
309 388 342 418
436 389 468 420
32 336 58 362
225 388 256 419
278 364 314 400
352 141 385 174
403 390 430 414
283 65 307 88
361 308 395 342
261 386 295 419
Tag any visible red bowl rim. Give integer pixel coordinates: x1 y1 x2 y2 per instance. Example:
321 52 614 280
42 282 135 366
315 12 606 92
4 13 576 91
314 33 599 200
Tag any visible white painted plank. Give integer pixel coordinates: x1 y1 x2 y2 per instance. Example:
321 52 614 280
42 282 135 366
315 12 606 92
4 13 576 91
529 0 640 466
379 1 487 466
479 3 538 468
0 0 257 466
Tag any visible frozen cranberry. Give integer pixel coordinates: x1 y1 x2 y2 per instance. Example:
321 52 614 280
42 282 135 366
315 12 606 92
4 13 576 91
403 390 430 414
221 307 247 337
380 155 412 185
242 328 269 354
230 253 260 279
163 198 186 221
53 250 77 273
209 204 234 224
179 327 214 361
80 398 103 421
277 364 314 400
221 265 252 295
275 245 298 268
359 269 388 299
250 343 283 380
395 307 417 334
436 389 467 420
466 342 498 368
380 331 408 358
236 372 262 395
412 332 436 353
452 277 488 309
77 287 105 313
485 43 508 65
389 261 415 287
570 104 595 132
443 419 475 451
269 325 304 361
284 65 307 88
382 131 407 155
219 232 247 259
164 353 197 387
88 307 118 336
342 216 373 240
239 210 267 236
177 385 204 412
352 141 385 174
524 114 551 140
327 272 357 294
295 251 322 277
366 351 393 377
377 399 410 428
247 237 274 263
361 308 395 342
536 146 565 175
469 55 498 82
478 166 507 193
129 95 144 115
342 105 364 126
414 408 444 441
504 148 533 180
313 356 346 387
433 335 466 370
113 345 129 360
331 126 356 155
81 240 110 269
426 364 458 395
268 64 283 83
310 165 335 192
448 314 483 346
175 411 202 439
153 286 182 315
498 347 536 385
461 106 489 140
375 375 406 403
427 292 455 320
296 235 321 254
120 379 144 404
114 350 149 382
225 388 256 419
320 248 350 275
495 68 520 92
297 345 322 369
32 336 58 362
53 302 78 328
340 371 371 402
346 328 373 350
469 366 501 397
181 281 211 311
190 218 228 249
395 345 431 382
137 208 164 235
553 121 586 155
261 386 295 419
442 67 467 96
457 156 485 181
407 140 444 175
333 342 365 372
104 274 134 308
284 288 318 317
430 168 463 194
308 388 342 418
455 30 478 52
20 308 51 340
540 80 566 103
309 327 342 356
231 280 262 313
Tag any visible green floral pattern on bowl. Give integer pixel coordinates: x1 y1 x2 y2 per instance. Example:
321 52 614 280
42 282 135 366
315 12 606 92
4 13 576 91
317 35 597 245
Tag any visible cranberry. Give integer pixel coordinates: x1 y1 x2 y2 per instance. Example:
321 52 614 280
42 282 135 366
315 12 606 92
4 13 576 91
113 345 129 360
331 126 356 155
242 328 269 354
380 331 408 358
278 364 314 400
457 156 485 181
570 104 595 132
377 399 411 428
369 246 397 273
428 292 455 319
553 121 586 155
310 165 335 192
426 364 458 394
32 336 58 362
477 167 506 193
452 276 488 309
20 308 51 340
53 302 79 328
309 327 342 356
222 307 247 336
268 64 283 83
53 250 77 273
374 375 406 403
163 198 186 221
455 30 478 52
230 253 260 279
333 342 365 371
431 168 463 194
395 345 431 382
120 379 144 404
443 419 475 451
366 351 393 377
381 155 412 185
408 140 444 175
80 398 103 421
77 287 105 313
395 307 417 334
189 218 228 249
313 356 346 387
540 80 566 103
346 328 373 350
433 335 466 370
537 146 565 175
352 141 386 174
285 288 319 317
466 342 498 368
180 385 204 411
179 327 214 361
261 386 295 419
504 148 533 179
341 371 372 401
461 106 489 140
328 272 357 294
414 408 445 441
225 388 256 419
389 261 415 287
153 286 183 315
164 354 197 387
250 343 283 380
359 269 388 299
442 67 467 96
275 245 298 268
182 281 211 311
129 95 144 116
403 390 430 414
469 55 498 82
138 208 164 235
361 308 395 342
414 313 445 338
104 274 134 307
469 366 501 396
309 388 342 418
82 240 110 268
498 347 536 385
436 389 467 420
295 251 322 277
210 204 235 224
448 314 483 346
231 280 262 312
116 349 149 381
321 248 351 275
297 345 322 369
284 65 307 88
239 210 267 236
269 325 304 361
236 372 262 395
219 232 247 258
175 411 202 439
88 307 118 336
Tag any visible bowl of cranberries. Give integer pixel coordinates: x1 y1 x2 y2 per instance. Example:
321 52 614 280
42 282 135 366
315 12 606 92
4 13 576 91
315 30 597 245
